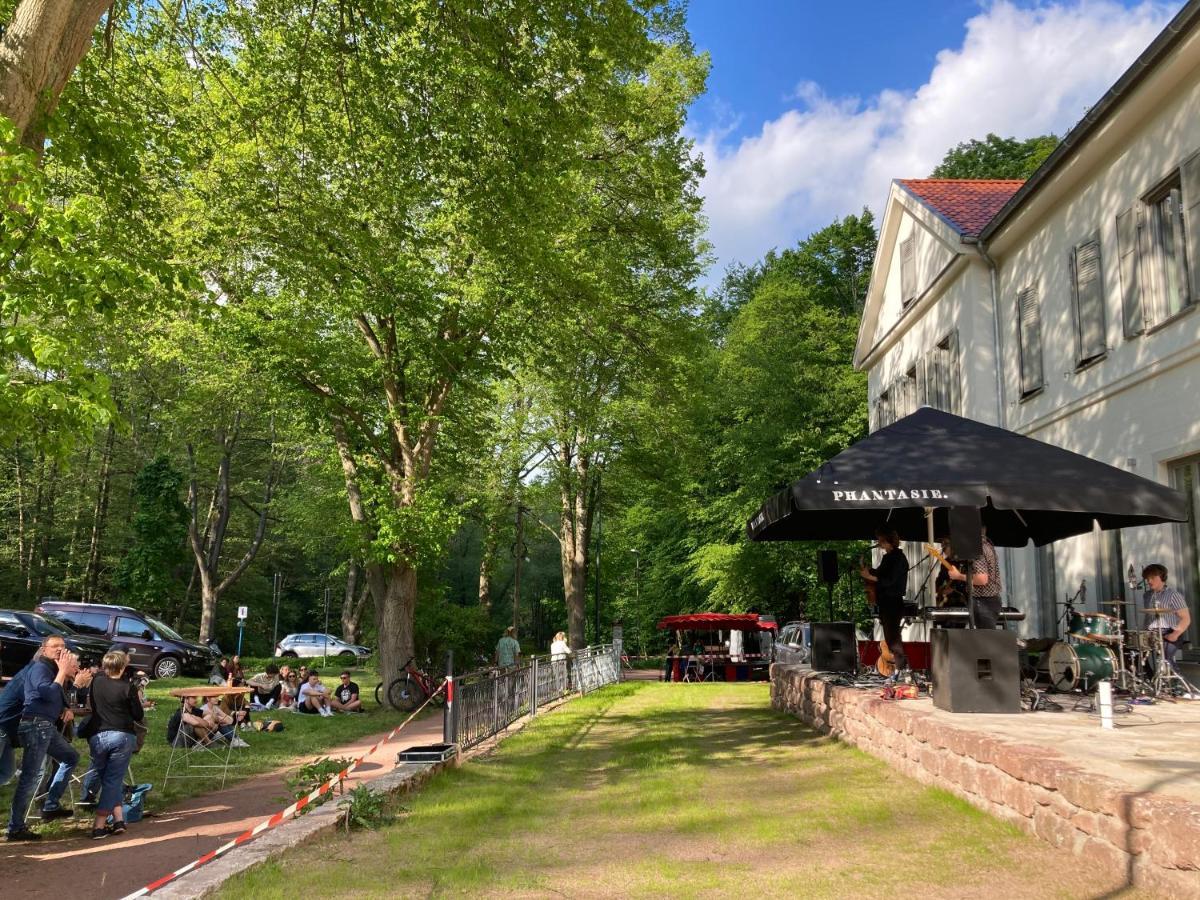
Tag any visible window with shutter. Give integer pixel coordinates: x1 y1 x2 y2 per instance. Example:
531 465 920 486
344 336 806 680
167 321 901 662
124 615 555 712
1017 285 1044 399
922 332 961 415
900 236 916 307
1070 235 1106 366
1116 206 1144 337
1148 180 1190 321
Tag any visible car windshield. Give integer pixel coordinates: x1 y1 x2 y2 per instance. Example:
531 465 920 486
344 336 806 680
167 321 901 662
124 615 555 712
145 615 185 642
18 612 75 637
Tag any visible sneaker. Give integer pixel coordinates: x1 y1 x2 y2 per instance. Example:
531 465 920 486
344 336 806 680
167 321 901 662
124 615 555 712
41 807 74 822
266 699 275 709
109 821 127 835
6 828 41 842
231 736 250 748
319 706 333 717
77 798 98 810
91 828 110 840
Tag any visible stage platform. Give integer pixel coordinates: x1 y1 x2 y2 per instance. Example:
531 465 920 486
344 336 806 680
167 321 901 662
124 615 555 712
771 663 1200 897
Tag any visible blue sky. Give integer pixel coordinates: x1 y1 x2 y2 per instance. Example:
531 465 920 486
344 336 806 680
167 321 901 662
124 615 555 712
686 0 1183 281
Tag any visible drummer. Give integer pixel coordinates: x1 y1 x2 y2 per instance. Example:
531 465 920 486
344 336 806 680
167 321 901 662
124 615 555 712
1142 563 1191 669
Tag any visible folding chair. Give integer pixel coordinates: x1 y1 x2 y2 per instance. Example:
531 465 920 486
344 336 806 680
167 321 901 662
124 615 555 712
163 716 239 791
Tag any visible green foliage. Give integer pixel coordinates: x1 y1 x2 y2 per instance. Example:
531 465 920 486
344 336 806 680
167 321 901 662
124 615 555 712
413 596 497 666
114 455 189 615
930 133 1059 180
287 756 355 805
337 783 396 831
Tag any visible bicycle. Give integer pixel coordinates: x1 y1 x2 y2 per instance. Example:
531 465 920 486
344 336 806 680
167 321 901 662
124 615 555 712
375 657 445 712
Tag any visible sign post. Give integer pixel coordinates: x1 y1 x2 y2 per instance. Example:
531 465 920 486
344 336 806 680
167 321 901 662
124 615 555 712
236 605 248 656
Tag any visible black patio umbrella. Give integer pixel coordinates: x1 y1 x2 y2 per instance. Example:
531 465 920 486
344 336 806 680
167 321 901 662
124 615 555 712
747 407 1188 547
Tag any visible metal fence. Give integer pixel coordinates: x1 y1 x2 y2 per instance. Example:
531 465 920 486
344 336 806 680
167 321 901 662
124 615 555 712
450 644 619 751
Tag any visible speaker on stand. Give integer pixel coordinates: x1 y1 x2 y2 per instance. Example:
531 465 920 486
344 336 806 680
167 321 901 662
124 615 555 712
810 550 857 673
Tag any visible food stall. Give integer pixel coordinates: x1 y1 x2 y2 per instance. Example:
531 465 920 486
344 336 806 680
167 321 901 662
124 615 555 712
656 613 777 682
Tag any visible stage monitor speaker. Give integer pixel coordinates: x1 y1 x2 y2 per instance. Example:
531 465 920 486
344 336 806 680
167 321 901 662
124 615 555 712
931 629 1019 714
811 622 857 673
948 505 983 560
818 550 839 584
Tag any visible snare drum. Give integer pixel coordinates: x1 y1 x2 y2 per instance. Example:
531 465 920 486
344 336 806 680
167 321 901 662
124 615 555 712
1049 641 1116 692
1068 611 1119 643
1125 630 1154 652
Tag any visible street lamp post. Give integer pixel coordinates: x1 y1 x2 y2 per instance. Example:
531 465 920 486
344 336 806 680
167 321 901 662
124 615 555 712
630 548 642 657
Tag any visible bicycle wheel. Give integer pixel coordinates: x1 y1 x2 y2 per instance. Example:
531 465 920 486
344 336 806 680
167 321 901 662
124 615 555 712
387 675 427 712
374 682 385 706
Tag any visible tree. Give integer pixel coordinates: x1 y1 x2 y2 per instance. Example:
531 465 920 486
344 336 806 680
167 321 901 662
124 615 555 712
114 455 189 615
930 133 1059 180
196 0 703 687
0 0 114 152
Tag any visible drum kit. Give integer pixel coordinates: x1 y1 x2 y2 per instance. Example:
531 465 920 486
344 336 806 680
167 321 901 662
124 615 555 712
1046 595 1196 699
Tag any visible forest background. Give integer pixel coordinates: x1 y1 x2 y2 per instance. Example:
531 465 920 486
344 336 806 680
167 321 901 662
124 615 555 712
0 1 1053 683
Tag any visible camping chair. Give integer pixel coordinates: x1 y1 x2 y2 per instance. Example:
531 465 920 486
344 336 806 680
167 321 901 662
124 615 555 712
680 658 698 682
163 705 239 791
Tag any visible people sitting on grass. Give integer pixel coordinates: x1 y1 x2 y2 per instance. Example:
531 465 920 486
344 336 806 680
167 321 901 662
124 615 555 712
330 671 362 713
83 650 143 840
297 670 333 717
168 694 249 748
209 657 229 685
248 664 282 709
279 665 299 709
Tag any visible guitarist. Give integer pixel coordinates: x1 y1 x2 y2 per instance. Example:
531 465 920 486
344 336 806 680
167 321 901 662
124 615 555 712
860 527 910 676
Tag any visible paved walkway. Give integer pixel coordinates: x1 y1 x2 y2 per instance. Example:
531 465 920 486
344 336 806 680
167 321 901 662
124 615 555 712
1 714 445 900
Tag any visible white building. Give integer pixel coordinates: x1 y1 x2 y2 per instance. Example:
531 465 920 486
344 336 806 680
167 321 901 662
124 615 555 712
855 1 1200 657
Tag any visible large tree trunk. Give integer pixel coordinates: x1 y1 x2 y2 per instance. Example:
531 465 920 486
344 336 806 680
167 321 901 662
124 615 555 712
365 562 416 688
0 0 113 152
341 560 370 645
558 436 592 651
477 517 498 612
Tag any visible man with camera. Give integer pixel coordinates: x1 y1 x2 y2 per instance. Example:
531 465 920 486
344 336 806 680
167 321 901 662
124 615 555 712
6 635 81 842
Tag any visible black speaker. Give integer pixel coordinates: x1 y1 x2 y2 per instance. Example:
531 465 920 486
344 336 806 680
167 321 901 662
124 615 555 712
931 629 1019 713
818 550 839 584
948 505 983 560
811 622 857 673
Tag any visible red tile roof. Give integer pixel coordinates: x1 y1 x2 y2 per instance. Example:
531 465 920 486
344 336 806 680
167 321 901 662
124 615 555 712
897 179 1025 236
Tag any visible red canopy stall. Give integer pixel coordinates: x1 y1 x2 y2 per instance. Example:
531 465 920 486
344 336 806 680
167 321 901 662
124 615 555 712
656 613 776 682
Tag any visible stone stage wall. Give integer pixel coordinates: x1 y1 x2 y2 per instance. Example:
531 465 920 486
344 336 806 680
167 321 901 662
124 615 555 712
771 664 1200 897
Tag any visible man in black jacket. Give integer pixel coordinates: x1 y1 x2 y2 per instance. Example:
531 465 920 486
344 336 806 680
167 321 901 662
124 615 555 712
860 528 910 675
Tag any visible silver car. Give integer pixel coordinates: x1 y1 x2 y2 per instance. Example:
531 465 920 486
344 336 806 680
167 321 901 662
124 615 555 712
275 633 371 659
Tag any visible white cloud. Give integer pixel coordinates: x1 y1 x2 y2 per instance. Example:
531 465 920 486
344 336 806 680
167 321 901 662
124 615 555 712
695 0 1178 280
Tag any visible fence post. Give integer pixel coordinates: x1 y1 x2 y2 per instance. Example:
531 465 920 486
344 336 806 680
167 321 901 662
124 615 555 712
492 671 500 734
442 650 456 745
530 657 538 716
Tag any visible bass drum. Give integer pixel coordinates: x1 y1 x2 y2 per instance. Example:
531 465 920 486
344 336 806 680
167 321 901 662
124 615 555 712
1049 641 1115 692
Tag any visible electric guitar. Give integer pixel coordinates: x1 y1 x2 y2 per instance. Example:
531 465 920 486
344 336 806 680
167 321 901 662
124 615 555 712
860 554 894 676
926 542 965 607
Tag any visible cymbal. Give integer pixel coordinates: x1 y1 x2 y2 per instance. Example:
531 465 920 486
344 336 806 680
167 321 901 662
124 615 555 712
1143 607 1178 614
1102 600 1134 606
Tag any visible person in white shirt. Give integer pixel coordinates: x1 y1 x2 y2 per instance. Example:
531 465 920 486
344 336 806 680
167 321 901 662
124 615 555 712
297 671 333 717
550 631 571 691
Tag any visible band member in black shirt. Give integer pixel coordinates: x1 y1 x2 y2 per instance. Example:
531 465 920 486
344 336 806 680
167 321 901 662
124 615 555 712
860 527 910 673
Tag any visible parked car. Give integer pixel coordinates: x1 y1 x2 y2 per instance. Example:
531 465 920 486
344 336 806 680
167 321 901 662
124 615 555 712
0 609 114 677
773 621 809 665
36 601 218 680
275 633 371 659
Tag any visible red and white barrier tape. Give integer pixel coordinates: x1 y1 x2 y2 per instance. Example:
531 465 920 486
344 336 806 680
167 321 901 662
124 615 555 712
122 681 447 899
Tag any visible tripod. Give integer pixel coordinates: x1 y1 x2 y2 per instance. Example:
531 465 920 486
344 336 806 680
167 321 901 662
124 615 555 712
1150 628 1199 698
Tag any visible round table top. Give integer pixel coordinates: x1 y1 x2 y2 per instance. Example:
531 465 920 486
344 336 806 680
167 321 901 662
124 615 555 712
168 685 253 698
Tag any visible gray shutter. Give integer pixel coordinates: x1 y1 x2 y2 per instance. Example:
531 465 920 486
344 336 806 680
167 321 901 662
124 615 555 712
946 330 962 415
1071 236 1105 363
900 236 916 306
1115 206 1144 336
1017 285 1044 396
1181 149 1200 304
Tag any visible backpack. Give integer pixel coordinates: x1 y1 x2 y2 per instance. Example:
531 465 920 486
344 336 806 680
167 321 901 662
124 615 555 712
166 707 182 745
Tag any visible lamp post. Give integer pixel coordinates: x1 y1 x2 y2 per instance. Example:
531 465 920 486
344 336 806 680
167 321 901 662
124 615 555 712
630 548 642 656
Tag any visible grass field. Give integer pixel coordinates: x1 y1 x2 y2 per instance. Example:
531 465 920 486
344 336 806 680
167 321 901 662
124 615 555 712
0 661 433 834
216 682 1134 899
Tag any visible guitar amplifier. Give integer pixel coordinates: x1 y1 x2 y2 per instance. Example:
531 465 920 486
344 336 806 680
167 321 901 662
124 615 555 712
811 622 857 673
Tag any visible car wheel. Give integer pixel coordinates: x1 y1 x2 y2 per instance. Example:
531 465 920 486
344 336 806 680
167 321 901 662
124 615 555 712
154 656 181 680
339 650 355 658
281 651 298 658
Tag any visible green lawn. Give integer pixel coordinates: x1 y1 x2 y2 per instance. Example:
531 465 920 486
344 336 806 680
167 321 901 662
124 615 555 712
217 682 1128 899
0 663 432 833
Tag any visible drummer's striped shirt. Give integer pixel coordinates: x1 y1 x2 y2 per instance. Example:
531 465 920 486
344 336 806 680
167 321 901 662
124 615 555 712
1142 586 1187 632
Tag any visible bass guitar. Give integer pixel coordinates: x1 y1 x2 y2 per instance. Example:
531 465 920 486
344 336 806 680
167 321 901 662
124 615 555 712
925 542 965 607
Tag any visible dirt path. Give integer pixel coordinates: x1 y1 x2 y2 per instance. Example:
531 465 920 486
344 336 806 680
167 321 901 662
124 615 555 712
0 714 446 900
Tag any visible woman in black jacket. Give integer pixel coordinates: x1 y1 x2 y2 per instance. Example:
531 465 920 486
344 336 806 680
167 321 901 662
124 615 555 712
860 527 910 674
84 650 143 839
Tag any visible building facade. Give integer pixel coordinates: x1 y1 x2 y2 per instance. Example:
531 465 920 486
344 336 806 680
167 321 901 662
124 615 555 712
854 1 1200 657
